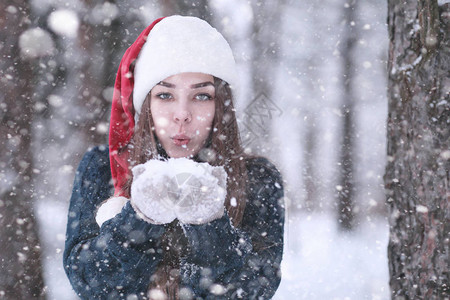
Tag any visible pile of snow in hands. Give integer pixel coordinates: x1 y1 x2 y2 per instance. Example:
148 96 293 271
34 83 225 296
131 158 227 224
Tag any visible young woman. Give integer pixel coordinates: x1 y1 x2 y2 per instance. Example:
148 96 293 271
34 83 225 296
64 15 284 300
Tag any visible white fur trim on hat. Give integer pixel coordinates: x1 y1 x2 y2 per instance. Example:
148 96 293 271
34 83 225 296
95 196 128 227
133 15 238 122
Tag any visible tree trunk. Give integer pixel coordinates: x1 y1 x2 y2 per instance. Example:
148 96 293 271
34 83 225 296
337 0 358 231
385 1 449 298
247 0 285 155
0 1 45 298
77 0 124 146
303 119 319 212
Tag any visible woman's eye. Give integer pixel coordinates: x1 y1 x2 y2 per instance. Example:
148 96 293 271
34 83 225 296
195 93 213 101
156 93 173 100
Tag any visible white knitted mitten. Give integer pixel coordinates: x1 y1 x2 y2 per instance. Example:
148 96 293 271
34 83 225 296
130 161 176 224
171 161 227 225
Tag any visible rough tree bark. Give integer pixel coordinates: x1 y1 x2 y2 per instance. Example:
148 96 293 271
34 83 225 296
337 0 358 231
0 1 45 298
385 0 449 298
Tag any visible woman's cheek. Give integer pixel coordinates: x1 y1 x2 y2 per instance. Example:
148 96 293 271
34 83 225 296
154 116 169 126
154 116 169 135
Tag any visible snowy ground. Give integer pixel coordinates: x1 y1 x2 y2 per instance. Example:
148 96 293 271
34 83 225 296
37 202 390 299
274 213 390 300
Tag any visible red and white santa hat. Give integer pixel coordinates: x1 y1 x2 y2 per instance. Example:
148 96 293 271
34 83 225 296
108 15 237 198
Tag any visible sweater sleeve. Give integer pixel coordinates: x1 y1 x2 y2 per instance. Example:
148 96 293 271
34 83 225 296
63 146 167 299
179 157 285 299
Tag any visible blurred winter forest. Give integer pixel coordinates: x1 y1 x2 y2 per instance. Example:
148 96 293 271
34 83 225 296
1 0 404 299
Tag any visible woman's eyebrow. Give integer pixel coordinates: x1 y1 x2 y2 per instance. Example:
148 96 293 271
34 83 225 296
156 81 214 89
191 81 214 88
157 81 175 88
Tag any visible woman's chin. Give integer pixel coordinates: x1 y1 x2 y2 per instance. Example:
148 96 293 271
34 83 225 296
166 147 198 159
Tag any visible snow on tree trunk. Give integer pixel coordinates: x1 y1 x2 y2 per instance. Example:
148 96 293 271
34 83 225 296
0 1 45 298
385 1 449 298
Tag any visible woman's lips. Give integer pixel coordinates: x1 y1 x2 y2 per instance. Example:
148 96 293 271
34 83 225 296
172 134 191 146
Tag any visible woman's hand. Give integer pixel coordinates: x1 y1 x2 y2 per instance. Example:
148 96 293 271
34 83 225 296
130 161 177 224
171 163 227 224
130 159 227 225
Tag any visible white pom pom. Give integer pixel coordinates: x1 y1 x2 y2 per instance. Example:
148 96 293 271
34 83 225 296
95 196 128 227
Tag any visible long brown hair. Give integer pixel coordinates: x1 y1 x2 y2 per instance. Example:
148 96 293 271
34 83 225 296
125 77 248 299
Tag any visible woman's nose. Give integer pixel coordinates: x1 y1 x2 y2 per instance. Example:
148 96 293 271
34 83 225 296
173 106 192 124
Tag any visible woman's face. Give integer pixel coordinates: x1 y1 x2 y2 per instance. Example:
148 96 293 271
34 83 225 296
150 72 216 158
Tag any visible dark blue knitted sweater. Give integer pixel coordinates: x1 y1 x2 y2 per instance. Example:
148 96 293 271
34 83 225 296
63 146 284 299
